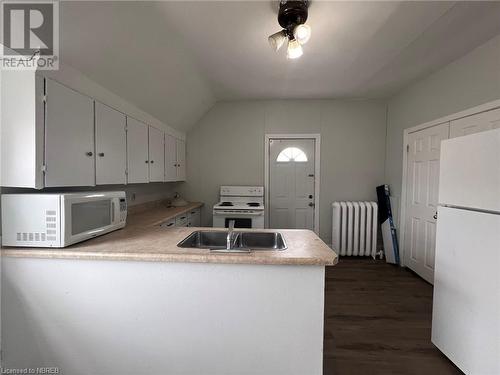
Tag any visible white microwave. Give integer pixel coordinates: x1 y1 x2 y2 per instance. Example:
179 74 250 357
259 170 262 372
1 191 127 248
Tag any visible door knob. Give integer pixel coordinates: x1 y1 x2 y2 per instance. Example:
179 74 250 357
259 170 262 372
98 152 104 157
433 212 438 220
151 160 154 164
309 194 313 199
85 151 93 157
309 202 315 207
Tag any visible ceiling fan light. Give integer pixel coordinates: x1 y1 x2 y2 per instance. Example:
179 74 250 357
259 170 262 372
294 24 311 44
287 38 303 59
268 30 287 52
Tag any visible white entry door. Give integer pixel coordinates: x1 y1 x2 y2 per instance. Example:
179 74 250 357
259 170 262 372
269 139 315 230
404 122 449 283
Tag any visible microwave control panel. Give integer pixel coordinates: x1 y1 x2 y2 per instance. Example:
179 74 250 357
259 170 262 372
119 198 127 222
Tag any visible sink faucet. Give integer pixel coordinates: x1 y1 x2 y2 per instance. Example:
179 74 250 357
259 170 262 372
226 220 235 250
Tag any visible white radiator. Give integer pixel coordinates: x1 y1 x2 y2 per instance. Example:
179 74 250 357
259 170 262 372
332 201 378 257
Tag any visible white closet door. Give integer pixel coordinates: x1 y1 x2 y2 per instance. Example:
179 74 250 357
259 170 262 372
404 122 449 284
450 107 500 138
126 117 149 183
148 126 165 182
95 102 127 185
164 134 177 182
176 139 186 181
45 79 95 187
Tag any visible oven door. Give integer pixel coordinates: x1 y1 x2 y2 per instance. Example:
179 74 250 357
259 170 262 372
61 193 125 246
213 210 264 229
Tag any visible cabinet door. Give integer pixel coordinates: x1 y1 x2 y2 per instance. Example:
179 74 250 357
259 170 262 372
164 134 177 182
176 139 186 181
175 214 188 227
148 126 165 182
95 102 127 185
160 218 176 229
126 117 149 183
45 79 95 187
450 107 500 138
188 208 201 227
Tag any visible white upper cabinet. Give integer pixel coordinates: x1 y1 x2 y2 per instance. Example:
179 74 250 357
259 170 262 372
176 139 186 181
126 117 149 184
148 126 165 182
450 107 500 138
95 102 127 185
1 70 44 188
0 74 187 188
164 134 178 182
45 79 95 187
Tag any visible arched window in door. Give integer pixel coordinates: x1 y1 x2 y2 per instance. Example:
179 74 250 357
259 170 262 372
276 147 308 162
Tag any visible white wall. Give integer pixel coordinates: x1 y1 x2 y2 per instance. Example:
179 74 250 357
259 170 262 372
1 183 180 208
41 64 186 140
180 100 387 243
385 34 500 226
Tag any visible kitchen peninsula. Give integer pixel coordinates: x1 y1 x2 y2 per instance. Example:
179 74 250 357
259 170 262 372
1 202 337 375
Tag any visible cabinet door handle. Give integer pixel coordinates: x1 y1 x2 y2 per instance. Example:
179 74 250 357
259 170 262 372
145 160 149 163
150 160 154 164
98 152 104 157
86 151 93 157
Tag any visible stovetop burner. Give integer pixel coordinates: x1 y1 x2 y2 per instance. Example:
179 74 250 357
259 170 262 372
247 202 260 207
219 202 234 206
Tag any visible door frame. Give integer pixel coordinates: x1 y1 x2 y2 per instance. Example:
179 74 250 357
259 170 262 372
399 99 500 267
264 134 321 234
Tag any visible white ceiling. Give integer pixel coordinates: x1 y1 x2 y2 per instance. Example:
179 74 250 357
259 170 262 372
61 1 500 130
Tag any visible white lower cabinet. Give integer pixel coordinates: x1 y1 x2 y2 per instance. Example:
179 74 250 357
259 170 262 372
95 102 127 185
45 79 95 187
175 214 189 227
160 218 176 229
161 208 200 229
126 117 149 184
188 208 201 227
148 126 165 182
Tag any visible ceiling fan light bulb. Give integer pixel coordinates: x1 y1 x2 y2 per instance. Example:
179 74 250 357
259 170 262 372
287 38 303 59
294 24 311 44
268 30 287 52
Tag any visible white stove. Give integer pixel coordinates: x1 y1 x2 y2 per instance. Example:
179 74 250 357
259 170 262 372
213 186 264 228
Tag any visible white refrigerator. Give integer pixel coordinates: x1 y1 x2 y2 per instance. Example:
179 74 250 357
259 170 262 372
432 128 500 375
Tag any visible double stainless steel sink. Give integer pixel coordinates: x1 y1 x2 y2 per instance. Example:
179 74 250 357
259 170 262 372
177 230 287 252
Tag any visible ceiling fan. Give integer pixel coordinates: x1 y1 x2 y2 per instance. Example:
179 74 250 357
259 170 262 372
268 0 311 59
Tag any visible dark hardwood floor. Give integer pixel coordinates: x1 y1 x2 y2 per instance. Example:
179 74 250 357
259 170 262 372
323 258 463 375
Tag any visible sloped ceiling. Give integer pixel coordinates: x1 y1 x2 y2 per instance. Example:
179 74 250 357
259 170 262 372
60 1 500 131
60 2 216 132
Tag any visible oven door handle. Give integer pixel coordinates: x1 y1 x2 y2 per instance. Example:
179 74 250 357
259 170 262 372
213 211 264 216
